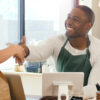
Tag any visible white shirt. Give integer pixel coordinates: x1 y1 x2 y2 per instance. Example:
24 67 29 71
26 34 100 99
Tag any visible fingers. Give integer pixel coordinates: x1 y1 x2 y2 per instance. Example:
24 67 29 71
19 36 26 45
9 37 27 65
18 39 29 58
22 36 26 44
14 44 26 65
15 57 18 63
15 56 25 65
15 51 25 65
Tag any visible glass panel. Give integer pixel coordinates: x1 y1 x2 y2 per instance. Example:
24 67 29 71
25 0 73 73
25 0 73 43
0 0 20 70
0 0 20 48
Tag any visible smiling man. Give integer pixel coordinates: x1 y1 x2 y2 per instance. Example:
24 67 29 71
17 5 100 99
58 6 95 86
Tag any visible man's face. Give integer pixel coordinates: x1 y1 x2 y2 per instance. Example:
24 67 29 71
65 8 91 38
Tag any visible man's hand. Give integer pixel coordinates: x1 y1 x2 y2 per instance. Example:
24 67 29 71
19 36 30 57
15 36 30 65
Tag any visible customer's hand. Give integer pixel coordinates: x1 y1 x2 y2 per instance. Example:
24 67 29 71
9 44 26 65
15 36 30 65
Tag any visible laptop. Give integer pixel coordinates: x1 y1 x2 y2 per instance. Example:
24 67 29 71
4 72 26 100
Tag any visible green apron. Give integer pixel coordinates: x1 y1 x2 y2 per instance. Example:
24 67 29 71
57 37 92 86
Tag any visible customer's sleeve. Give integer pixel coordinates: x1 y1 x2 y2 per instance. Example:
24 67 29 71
26 36 57 62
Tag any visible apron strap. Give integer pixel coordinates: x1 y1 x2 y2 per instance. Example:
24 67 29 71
63 36 90 58
86 37 90 59
87 37 90 48
63 39 68 48
63 36 90 48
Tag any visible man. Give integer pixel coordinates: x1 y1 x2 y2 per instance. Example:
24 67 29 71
16 5 100 99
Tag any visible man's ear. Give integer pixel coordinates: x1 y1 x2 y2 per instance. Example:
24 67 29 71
87 22 92 30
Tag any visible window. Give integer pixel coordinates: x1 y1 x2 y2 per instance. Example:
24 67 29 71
0 0 20 70
25 0 74 72
25 0 73 43
0 0 74 71
0 0 20 48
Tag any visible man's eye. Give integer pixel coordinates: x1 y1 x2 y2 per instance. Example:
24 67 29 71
73 18 80 23
73 18 79 21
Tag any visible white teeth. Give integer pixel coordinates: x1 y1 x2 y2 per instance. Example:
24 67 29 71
67 27 73 30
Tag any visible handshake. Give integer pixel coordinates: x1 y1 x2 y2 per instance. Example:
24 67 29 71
10 37 29 65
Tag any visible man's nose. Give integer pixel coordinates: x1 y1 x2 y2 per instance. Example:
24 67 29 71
66 18 73 26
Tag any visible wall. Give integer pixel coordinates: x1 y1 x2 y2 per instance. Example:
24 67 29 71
92 0 100 39
79 0 92 7
0 18 8 49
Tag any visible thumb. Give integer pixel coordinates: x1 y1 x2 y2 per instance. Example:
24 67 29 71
21 36 26 44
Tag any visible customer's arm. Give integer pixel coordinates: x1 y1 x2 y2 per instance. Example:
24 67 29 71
0 44 25 64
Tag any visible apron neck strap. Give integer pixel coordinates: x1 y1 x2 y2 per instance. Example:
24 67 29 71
63 36 90 58
86 36 90 48
86 37 90 58
63 38 69 48
63 36 90 48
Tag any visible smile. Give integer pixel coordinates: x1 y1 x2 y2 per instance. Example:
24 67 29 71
67 27 74 31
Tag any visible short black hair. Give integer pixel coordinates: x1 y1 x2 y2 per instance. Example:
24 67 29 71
75 5 95 25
